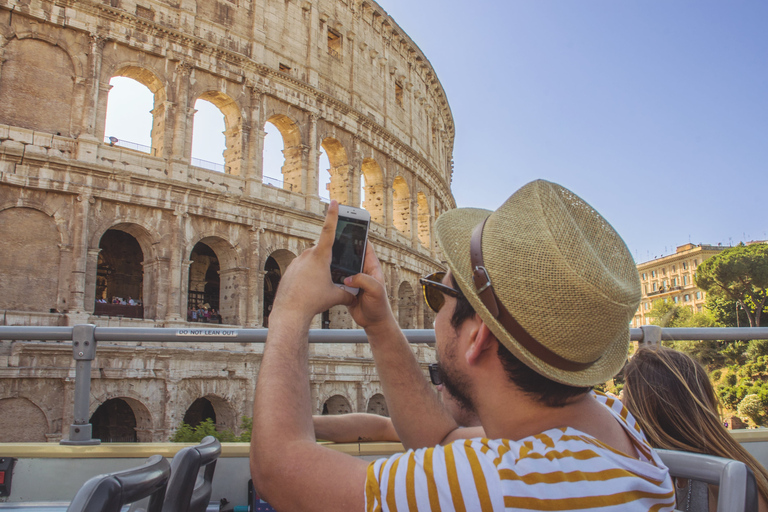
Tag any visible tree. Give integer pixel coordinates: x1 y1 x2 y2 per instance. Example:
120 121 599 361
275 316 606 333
705 296 752 327
695 243 768 327
737 394 765 426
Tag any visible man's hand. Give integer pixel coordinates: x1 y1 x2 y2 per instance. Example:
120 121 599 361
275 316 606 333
270 201 355 323
343 242 397 332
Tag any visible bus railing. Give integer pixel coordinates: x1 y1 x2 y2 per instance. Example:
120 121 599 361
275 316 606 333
1 325 767 445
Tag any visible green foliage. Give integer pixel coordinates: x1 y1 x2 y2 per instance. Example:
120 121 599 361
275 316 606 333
705 296 751 327
738 394 765 426
722 341 747 366
710 369 722 382
670 339 722 369
170 416 253 443
724 372 738 386
696 243 768 327
745 340 768 363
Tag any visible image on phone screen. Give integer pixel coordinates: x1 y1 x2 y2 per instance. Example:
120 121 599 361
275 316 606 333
331 217 368 285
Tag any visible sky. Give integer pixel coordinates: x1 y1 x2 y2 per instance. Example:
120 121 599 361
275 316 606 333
105 0 768 264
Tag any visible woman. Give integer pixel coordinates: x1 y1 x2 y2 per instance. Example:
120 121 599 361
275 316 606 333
623 345 768 512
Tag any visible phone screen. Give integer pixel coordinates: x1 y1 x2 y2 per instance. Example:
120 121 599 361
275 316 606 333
331 216 369 285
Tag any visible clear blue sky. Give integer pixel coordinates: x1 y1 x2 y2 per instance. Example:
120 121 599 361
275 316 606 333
377 0 768 263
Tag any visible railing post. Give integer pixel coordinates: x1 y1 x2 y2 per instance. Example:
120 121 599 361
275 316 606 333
60 324 101 445
639 325 662 346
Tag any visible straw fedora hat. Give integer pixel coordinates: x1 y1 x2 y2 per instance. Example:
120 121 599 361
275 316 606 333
434 180 640 387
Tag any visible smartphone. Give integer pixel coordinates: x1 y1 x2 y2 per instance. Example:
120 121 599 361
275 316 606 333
331 205 371 295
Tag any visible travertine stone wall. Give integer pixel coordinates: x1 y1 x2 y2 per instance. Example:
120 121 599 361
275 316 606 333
0 0 454 441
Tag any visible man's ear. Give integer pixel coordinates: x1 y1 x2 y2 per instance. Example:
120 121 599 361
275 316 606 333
466 322 497 365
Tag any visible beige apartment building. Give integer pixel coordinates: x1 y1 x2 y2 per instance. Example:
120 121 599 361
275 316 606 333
633 243 727 327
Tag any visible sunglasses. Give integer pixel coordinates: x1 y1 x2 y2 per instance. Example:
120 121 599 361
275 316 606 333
419 272 462 313
428 363 443 386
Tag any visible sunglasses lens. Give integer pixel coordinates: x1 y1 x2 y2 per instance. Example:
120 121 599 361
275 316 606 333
429 364 443 386
422 272 447 313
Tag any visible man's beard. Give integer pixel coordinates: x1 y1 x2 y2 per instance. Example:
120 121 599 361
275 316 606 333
437 336 476 416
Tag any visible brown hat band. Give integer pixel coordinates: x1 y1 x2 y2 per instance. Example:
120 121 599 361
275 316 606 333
469 219 599 372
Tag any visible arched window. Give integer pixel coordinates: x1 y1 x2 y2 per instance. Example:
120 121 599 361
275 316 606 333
96 229 144 317
361 159 384 224
392 176 411 235
322 395 352 415
398 281 415 329
90 398 137 443
104 76 153 153
188 242 220 315
183 397 216 428
190 99 226 172
263 115 302 192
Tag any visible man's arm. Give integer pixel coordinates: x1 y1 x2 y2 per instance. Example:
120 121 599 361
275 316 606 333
313 413 400 443
250 202 368 511
344 250 465 449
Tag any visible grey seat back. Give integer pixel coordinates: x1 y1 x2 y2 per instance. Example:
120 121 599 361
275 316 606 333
657 449 758 512
162 436 221 512
66 454 170 512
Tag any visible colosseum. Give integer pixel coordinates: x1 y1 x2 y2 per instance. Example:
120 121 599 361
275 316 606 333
0 0 455 442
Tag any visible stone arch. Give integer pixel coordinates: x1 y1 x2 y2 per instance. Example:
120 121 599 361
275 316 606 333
265 114 303 193
0 37 76 136
182 394 236 432
320 138 351 204
0 207 61 312
91 221 158 318
366 393 389 417
96 229 145 313
263 249 297 327
322 394 352 415
417 191 430 248
188 236 240 324
392 176 411 235
194 90 244 175
361 158 385 224
89 396 153 443
0 397 49 442
108 65 168 157
398 280 416 329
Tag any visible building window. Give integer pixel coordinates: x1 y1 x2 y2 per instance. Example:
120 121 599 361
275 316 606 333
651 270 657 278
663 280 668 288
697 305 703 312
672 277 677 287
672 265 676 272
684 294 690 302
683 262 688 270
683 275 688 285
395 82 404 107
644 302 650 311
641 273 647 281
693 259 698 267
673 296 679 303
327 29 342 59
644 284 648 294
662 268 666 275
696 291 702 300
652 283 657 292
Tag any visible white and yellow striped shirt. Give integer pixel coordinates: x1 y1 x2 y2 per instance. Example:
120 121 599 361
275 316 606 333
365 392 675 511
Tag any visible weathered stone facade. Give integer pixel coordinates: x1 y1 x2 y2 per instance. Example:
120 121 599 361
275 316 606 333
0 0 454 441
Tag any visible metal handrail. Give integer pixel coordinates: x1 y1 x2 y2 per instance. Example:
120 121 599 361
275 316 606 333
2 325 767 445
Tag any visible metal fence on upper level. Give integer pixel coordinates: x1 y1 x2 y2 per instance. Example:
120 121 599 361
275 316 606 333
1 325 767 445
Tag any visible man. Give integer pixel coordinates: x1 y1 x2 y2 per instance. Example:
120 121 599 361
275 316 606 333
250 180 675 510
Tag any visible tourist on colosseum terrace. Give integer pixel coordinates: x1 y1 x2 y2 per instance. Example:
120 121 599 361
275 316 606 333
251 180 675 511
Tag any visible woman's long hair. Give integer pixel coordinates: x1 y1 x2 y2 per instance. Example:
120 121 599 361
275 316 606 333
623 345 768 502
